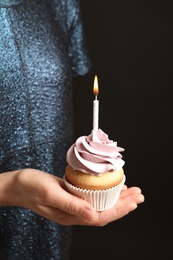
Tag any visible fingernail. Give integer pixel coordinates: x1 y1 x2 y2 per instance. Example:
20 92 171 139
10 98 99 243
136 188 142 193
138 195 145 203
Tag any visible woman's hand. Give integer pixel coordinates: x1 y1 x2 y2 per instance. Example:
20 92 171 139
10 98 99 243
0 169 144 226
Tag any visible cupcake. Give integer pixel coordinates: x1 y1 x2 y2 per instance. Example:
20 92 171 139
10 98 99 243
63 129 126 211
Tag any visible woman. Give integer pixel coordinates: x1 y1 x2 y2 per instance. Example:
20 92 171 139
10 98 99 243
0 0 144 259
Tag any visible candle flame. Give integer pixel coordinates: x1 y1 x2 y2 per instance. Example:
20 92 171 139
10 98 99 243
93 75 99 95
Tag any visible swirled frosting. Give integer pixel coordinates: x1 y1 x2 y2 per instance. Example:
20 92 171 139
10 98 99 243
66 129 125 176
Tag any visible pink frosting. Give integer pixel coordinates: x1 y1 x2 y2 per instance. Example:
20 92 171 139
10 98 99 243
66 129 125 176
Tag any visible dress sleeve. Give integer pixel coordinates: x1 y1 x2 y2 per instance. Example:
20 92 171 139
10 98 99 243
66 0 92 76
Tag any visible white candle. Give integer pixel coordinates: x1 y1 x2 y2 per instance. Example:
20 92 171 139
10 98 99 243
93 97 99 131
93 75 99 131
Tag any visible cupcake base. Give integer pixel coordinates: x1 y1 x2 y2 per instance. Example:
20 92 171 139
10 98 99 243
63 175 126 211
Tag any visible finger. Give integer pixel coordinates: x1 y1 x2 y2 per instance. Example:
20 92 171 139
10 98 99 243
122 184 128 190
119 186 142 199
41 177 144 225
35 189 144 226
42 177 96 221
35 204 95 226
92 192 145 226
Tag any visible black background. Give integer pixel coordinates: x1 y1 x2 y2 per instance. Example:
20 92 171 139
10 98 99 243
70 1 173 259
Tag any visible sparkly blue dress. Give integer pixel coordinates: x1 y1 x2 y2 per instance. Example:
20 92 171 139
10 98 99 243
0 0 91 259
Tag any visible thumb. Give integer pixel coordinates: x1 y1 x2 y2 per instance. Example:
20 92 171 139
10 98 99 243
48 179 96 221
58 190 96 221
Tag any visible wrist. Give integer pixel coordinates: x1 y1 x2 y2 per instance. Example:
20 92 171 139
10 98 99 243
0 170 22 206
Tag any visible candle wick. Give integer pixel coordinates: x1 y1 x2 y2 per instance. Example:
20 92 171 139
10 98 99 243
95 95 97 100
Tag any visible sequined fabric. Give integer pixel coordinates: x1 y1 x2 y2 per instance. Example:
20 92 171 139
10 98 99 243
0 0 91 259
